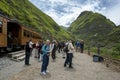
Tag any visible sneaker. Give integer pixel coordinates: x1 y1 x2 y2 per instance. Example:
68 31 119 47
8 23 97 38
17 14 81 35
40 72 46 75
46 70 49 73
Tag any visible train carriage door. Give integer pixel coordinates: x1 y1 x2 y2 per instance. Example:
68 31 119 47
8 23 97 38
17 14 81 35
7 22 21 50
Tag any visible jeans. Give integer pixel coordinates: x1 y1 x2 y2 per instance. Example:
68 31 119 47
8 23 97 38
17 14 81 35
64 53 73 67
41 54 49 72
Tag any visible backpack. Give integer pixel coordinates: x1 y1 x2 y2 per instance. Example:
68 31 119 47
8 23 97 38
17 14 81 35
64 43 69 53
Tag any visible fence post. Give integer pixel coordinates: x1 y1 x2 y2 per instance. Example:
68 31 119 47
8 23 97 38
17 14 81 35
88 45 90 55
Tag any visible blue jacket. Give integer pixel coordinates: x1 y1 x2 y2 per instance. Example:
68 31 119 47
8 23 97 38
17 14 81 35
42 44 50 56
75 42 80 47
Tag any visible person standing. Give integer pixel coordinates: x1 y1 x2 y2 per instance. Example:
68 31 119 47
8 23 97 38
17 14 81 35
25 41 31 65
63 41 69 58
29 40 34 56
51 40 57 61
80 40 84 53
64 40 75 68
40 40 51 75
75 40 80 52
58 42 61 53
38 41 44 61
34 41 39 58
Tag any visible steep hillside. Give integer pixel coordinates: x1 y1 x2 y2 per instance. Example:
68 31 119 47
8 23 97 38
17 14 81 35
68 11 116 46
0 0 72 40
108 26 120 43
60 26 68 31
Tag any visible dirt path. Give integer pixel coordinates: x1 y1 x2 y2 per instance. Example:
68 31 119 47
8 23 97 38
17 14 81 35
0 49 120 80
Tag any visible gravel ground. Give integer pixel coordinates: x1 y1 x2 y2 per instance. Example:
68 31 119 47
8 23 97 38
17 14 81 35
0 49 120 80
0 57 16 70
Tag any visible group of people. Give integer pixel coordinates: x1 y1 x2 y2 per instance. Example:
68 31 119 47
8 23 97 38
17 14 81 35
24 39 84 75
75 40 84 53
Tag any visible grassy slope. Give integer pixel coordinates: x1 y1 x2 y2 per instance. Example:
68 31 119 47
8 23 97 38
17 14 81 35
0 0 72 40
68 11 116 45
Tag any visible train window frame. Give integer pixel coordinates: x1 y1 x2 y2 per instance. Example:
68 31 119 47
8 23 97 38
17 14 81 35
30 33 32 38
27 31 30 37
0 20 3 33
23 30 27 37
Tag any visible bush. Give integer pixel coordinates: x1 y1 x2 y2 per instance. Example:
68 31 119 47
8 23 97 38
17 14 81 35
113 44 120 55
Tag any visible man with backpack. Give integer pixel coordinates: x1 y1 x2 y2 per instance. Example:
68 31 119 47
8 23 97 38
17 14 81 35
63 41 69 58
64 40 75 68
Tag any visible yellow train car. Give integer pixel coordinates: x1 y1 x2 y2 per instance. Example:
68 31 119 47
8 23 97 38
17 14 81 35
0 14 42 52
0 14 8 52
21 26 42 48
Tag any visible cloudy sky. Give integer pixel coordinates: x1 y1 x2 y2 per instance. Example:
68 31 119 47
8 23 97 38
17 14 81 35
29 0 120 27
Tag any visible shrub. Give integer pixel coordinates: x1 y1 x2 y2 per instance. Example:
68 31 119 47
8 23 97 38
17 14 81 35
113 43 120 55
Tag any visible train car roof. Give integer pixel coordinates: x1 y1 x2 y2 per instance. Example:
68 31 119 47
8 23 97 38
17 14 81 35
0 13 10 20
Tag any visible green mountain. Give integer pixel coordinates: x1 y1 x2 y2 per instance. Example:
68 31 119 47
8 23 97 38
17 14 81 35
68 11 116 46
60 26 68 30
108 25 120 43
0 0 72 40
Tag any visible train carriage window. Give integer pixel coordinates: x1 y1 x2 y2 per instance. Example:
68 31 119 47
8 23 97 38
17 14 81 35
31 33 33 37
33 34 34 38
0 20 3 33
27 31 30 37
24 30 31 37
24 30 27 37
30 33 32 37
33 33 35 38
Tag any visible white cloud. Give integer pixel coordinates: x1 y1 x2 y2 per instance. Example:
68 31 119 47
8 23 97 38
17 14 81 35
29 0 120 27
102 3 120 26
50 0 68 4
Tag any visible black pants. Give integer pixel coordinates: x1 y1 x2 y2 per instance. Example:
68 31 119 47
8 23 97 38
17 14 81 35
80 47 83 53
51 50 56 60
64 53 73 67
58 47 61 53
25 52 30 65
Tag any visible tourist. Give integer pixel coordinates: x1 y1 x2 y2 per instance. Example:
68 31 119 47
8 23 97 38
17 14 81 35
40 40 51 75
64 40 75 68
25 41 31 66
